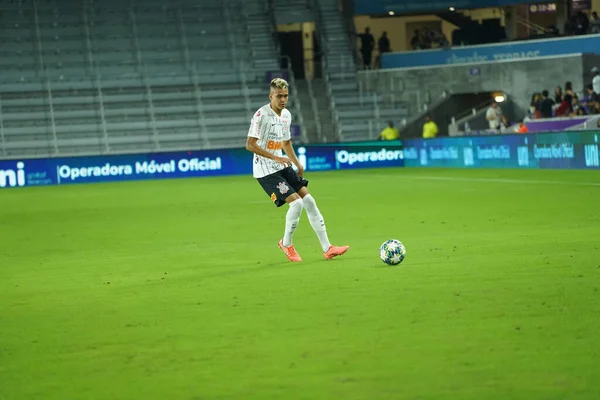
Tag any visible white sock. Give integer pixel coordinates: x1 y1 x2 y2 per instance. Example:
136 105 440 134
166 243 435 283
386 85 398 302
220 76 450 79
282 198 303 247
302 194 331 252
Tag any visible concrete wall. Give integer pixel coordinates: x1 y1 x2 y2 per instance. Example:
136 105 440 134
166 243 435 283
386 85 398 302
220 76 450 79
357 53 593 126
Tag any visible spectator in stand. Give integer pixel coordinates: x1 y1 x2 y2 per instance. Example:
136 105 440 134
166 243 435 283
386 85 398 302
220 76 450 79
564 19 573 35
575 12 590 35
554 86 563 104
376 31 391 68
560 11 598 36
486 101 507 131
565 81 575 96
421 29 430 49
572 94 585 115
547 24 560 36
555 93 573 117
516 120 529 133
419 29 432 49
378 31 390 54
410 29 421 50
379 121 400 140
530 92 542 119
539 90 555 118
422 115 439 139
583 84 599 114
358 27 375 69
432 28 449 48
590 12 600 34
592 67 600 95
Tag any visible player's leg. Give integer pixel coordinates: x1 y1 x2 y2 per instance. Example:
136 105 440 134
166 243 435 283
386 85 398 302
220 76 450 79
278 192 303 262
257 173 303 262
296 186 349 260
282 192 303 247
280 167 328 248
296 187 329 251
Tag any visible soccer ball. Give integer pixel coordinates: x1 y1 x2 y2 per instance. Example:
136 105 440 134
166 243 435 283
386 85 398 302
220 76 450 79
379 239 406 266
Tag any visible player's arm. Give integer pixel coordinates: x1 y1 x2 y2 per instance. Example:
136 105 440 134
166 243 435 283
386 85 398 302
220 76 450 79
282 140 303 176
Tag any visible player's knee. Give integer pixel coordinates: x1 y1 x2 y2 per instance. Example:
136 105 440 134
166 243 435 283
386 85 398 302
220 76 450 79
302 194 316 212
289 198 303 209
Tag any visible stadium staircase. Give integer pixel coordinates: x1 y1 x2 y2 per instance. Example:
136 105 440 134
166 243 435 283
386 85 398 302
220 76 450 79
312 0 409 141
267 0 331 143
272 0 312 25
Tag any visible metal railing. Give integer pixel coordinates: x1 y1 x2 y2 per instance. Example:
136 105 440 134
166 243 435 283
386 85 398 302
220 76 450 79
129 6 143 73
266 0 282 56
177 5 192 70
280 56 309 144
516 16 552 36
140 66 160 150
32 0 45 74
339 0 361 69
94 73 110 153
43 70 59 155
310 0 342 141
449 98 496 134
305 73 324 142
190 62 210 147
0 93 5 157
81 4 94 74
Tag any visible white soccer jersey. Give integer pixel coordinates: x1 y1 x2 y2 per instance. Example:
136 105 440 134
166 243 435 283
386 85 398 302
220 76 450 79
247 104 292 178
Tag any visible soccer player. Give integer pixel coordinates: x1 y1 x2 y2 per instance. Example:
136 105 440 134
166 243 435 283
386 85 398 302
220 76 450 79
245 78 349 262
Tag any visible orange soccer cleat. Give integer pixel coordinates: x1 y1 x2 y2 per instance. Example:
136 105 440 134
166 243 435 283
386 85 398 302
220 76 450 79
278 239 302 262
324 245 350 260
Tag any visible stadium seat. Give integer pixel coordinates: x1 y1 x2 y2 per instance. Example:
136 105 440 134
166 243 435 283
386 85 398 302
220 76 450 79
0 0 282 157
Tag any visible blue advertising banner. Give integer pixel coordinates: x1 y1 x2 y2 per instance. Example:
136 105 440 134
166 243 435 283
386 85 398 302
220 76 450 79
2 132 597 190
354 0 539 15
0 142 405 189
403 131 600 169
296 143 404 171
381 34 600 69
0 149 250 189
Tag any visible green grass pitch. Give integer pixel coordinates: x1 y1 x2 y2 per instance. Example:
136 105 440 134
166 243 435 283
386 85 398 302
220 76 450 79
1 167 600 400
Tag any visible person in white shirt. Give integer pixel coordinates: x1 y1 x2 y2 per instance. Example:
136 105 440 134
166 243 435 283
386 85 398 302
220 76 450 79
246 78 349 262
592 67 600 95
486 101 507 131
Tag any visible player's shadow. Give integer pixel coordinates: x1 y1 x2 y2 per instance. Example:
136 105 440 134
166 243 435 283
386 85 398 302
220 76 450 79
190 259 312 281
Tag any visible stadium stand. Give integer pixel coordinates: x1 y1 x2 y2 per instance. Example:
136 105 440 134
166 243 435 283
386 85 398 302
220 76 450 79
0 0 300 158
